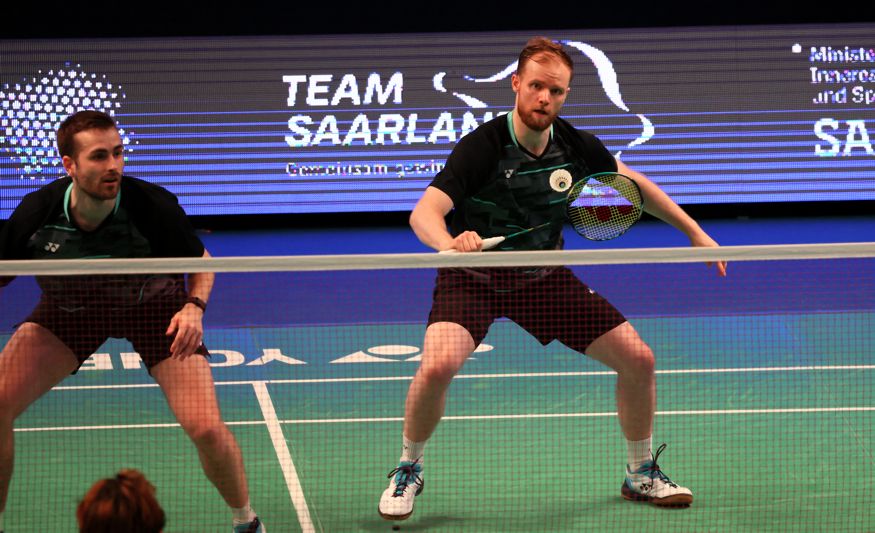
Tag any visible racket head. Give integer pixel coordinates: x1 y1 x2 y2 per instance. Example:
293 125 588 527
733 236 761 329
566 172 643 241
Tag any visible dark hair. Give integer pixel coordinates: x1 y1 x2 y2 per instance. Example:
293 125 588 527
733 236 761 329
56 110 118 158
517 37 574 81
77 469 165 533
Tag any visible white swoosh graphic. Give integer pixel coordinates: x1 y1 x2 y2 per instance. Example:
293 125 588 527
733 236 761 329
434 71 493 107
435 42 654 149
629 114 654 148
453 92 488 108
563 40 629 112
464 61 518 82
564 40 654 150
433 72 447 92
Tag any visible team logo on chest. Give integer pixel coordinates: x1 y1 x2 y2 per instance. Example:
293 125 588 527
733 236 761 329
549 169 572 192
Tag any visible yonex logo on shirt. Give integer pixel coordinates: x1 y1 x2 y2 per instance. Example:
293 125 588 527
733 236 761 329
504 169 514 179
44 242 60 252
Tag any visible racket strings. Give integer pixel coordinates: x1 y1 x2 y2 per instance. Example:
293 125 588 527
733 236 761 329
567 173 642 241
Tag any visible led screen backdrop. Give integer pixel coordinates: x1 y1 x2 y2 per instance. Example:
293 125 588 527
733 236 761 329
1 24 873 217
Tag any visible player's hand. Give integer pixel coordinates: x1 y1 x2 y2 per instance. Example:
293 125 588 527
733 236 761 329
689 232 727 277
165 304 205 359
444 231 484 253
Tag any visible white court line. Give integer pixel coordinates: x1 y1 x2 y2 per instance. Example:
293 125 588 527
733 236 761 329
15 406 875 432
16 422 183 432
272 406 875 424
251 381 315 533
14 420 264 432
49 364 875 391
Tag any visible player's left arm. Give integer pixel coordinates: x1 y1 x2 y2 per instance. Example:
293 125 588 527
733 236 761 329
167 249 215 359
616 159 727 276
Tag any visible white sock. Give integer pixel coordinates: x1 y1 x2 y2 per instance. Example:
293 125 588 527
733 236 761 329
231 501 256 525
627 436 653 471
401 435 426 464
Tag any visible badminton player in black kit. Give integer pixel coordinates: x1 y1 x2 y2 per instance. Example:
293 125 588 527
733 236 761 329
378 37 726 521
0 111 265 533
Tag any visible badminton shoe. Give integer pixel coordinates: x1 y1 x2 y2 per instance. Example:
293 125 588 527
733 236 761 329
233 516 265 533
621 443 693 507
378 459 424 520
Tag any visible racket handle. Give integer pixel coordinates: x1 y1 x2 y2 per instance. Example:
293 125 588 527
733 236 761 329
438 236 506 254
480 236 505 250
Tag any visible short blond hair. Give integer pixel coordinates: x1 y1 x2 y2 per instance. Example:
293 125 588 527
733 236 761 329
517 37 574 81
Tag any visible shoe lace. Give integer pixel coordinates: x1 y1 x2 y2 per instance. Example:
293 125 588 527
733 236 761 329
644 443 678 488
387 459 423 497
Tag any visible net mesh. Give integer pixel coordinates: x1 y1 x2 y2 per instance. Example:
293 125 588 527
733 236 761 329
1 243 873 532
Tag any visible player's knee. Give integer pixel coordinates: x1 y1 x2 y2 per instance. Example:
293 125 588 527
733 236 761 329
625 344 655 377
418 362 459 385
186 422 229 449
418 350 467 384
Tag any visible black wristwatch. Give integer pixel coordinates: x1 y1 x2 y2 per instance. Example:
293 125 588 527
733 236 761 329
185 296 207 312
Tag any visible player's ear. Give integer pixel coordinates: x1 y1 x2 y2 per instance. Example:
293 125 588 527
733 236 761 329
61 155 76 177
511 73 520 93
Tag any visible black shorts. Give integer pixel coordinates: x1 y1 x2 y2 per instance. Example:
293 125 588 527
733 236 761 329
427 266 626 352
23 296 209 373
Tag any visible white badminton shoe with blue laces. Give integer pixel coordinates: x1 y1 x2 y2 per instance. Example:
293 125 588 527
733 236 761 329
621 444 693 507
378 459 424 520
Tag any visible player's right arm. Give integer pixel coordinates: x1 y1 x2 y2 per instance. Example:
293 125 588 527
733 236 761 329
412 117 503 253
409 186 482 253
166 250 213 359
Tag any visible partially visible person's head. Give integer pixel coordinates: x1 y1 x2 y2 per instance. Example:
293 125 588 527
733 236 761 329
77 469 165 533
516 37 574 82
56 110 118 160
512 37 574 132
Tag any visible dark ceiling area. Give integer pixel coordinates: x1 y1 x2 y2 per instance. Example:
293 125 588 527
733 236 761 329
4 1 873 39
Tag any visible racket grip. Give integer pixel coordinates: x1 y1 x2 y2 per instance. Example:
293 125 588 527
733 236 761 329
480 236 505 250
438 236 506 254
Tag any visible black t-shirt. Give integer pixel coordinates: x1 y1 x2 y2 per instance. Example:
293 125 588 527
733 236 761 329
0 176 204 308
430 113 617 250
